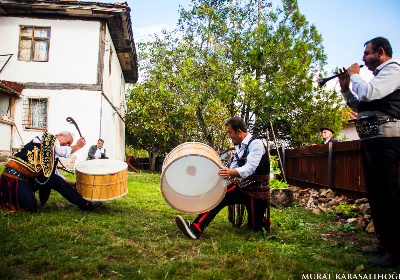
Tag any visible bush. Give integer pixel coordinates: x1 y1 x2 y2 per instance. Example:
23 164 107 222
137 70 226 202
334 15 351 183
269 179 289 189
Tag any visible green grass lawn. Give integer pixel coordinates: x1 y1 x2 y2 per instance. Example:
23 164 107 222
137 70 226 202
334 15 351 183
0 165 397 279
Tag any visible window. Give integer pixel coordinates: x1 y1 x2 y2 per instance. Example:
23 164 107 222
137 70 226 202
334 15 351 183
23 97 48 130
18 26 51 62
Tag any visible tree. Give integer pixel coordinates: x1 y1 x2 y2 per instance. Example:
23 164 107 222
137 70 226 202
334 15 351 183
125 35 198 170
176 0 348 147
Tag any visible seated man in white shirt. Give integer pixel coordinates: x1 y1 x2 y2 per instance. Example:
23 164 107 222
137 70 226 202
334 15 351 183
87 139 108 160
175 117 270 239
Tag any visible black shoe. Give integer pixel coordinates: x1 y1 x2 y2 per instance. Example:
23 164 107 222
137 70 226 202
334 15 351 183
362 246 386 255
367 254 400 268
79 201 102 212
175 215 199 239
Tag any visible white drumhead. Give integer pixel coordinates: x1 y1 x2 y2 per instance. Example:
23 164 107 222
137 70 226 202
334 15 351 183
75 159 127 175
164 156 220 196
161 154 227 214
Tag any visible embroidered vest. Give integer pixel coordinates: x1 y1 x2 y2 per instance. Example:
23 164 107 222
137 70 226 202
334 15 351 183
11 132 57 177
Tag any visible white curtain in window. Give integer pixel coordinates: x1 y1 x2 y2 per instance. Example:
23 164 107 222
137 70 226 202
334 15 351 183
30 100 47 128
34 41 48 61
34 29 49 38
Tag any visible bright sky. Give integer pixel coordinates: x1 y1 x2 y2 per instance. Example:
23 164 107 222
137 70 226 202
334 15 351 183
126 0 400 80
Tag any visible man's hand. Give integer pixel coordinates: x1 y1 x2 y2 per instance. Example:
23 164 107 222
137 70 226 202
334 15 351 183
338 67 350 93
347 63 361 76
218 167 239 179
218 167 231 179
71 137 86 154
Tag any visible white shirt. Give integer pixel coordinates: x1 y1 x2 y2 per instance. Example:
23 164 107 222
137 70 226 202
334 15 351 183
230 133 266 179
340 59 400 138
341 59 400 112
94 147 105 158
33 133 72 159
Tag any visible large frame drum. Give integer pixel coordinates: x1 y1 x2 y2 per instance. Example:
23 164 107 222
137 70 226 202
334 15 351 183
160 142 227 214
75 159 128 201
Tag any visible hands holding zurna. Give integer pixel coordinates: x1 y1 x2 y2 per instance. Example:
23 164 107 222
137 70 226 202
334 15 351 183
337 63 362 92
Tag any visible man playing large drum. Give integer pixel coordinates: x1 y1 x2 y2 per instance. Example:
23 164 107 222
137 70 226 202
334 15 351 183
176 117 270 239
0 131 101 212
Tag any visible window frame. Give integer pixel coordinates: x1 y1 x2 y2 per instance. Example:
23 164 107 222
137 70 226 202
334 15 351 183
18 25 51 62
23 97 49 131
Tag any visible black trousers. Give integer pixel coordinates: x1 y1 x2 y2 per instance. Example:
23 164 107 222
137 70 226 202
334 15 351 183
192 182 269 233
2 173 85 212
360 137 400 255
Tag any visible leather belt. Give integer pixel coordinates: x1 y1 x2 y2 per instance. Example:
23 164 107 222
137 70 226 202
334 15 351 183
4 167 31 181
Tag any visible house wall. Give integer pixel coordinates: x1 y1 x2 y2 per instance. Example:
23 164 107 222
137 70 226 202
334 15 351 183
12 89 102 165
0 17 100 84
338 123 359 141
0 122 11 151
101 24 126 161
0 16 127 162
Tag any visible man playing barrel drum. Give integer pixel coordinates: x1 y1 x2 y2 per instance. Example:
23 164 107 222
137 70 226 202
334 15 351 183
176 117 270 239
0 131 101 212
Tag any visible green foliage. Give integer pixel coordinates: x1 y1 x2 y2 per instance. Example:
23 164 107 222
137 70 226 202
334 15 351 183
269 178 289 189
126 0 349 160
125 145 148 158
269 155 280 175
331 202 360 218
328 223 354 232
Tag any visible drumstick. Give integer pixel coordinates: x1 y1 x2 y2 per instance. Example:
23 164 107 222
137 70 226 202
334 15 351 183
200 174 221 199
200 162 227 199
66 117 82 137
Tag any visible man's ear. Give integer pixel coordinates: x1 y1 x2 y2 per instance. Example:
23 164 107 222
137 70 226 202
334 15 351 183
377 47 385 57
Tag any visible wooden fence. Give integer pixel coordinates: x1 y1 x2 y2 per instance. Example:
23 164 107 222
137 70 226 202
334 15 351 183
270 140 368 199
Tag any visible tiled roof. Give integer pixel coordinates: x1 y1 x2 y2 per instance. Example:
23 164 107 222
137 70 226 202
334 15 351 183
0 80 24 97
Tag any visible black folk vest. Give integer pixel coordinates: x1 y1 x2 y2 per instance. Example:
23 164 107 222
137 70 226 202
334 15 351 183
358 62 400 118
235 137 270 176
11 132 57 177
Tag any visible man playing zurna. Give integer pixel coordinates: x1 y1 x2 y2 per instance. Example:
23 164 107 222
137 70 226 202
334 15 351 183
0 131 101 212
176 117 270 239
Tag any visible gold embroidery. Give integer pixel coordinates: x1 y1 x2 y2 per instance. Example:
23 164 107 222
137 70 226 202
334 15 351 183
40 132 56 177
10 132 56 177
27 146 41 172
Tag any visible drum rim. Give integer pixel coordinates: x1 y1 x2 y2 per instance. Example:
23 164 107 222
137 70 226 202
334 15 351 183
75 159 128 175
163 142 218 166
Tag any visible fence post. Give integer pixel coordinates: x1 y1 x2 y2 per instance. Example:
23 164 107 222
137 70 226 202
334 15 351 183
328 142 333 189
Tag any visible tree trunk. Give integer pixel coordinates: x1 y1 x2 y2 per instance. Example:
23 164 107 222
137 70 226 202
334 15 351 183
196 108 214 148
147 149 158 171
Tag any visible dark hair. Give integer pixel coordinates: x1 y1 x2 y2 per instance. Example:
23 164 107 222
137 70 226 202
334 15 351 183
98 139 104 143
365 37 392 58
225 117 247 133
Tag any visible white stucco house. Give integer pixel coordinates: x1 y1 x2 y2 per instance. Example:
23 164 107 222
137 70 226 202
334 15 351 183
0 0 138 164
338 111 359 141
